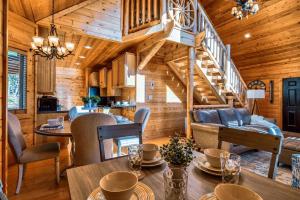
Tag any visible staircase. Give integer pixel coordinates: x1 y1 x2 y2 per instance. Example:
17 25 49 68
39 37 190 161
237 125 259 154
166 3 248 107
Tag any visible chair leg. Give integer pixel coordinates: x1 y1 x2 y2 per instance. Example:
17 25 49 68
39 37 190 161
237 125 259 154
268 153 279 179
55 157 60 184
16 164 24 194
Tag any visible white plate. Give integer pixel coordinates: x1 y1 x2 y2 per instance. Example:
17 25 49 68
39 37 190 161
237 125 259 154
193 158 222 176
199 193 217 200
142 159 165 167
142 156 162 164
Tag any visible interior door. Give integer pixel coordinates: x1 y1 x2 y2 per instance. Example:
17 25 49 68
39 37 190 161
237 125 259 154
283 78 300 132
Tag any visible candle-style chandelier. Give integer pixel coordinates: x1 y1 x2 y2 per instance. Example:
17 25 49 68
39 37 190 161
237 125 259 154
231 0 259 20
30 0 75 59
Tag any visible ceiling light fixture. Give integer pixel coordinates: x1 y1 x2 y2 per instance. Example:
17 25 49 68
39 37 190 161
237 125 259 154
75 62 80 66
84 45 92 49
244 33 251 39
30 0 74 59
79 56 86 59
231 0 259 20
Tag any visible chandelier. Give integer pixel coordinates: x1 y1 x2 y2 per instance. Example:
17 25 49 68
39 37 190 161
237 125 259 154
231 0 259 20
30 0 74 59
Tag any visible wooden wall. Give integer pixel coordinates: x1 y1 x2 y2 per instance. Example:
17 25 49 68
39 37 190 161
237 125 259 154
56 67 85 110
137 57 187 139
8 12 36 148
1 0 8 190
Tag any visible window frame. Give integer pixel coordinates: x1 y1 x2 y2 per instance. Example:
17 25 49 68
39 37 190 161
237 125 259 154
7 47 28 113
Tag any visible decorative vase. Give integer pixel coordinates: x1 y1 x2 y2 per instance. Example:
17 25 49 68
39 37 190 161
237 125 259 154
163 164 188 200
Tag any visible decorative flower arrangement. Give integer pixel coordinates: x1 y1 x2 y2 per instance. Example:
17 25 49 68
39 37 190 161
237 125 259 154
159 134 194 167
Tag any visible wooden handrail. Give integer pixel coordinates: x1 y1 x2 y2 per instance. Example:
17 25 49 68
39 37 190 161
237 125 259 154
193 104 230 109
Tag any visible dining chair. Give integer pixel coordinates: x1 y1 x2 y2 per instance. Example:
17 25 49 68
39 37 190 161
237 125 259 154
70 113 116 166
8 112 60 194
98 123 143 161
115 108 150 156
0 180 8 200
218 127 282 179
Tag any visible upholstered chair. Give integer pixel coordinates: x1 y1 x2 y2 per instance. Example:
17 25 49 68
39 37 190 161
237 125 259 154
8 112 60 194
68 106 78 121
116 108 151 156
70 113 117 166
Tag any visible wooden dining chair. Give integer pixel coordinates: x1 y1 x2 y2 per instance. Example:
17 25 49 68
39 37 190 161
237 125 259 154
218 127 283 179
8 112 60 194
97 123 143 161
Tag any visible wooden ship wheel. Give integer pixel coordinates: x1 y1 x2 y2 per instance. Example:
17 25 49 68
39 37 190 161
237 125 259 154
168 0 196 30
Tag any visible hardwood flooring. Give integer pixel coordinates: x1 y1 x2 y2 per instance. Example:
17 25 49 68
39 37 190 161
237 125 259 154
7 137 170 200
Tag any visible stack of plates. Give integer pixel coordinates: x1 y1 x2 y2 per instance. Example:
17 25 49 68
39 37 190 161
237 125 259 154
193 157 222 176
142 156 165 168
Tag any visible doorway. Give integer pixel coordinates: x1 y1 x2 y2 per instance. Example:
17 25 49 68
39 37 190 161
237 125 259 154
283 78 300 132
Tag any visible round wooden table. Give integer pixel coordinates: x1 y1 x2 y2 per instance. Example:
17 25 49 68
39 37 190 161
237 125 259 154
35 120 74 175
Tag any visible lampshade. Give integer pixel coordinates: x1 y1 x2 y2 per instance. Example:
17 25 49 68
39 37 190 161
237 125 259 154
247 89 265 99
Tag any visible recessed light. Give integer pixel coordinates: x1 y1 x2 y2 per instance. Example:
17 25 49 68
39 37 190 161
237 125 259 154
75 62 80 65
84 45 92 49
79 55 86 59
244 33 251 39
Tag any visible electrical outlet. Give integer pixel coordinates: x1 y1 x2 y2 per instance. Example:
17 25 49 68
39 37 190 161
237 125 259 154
150 81 154 89
148 95 153 101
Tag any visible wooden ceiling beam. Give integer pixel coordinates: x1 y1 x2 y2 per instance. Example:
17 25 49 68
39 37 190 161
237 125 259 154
70 36 88 67
36 0 97 24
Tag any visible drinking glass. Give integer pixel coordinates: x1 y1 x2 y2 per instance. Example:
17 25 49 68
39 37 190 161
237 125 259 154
58 116 64 126
220 153 241 184
128 144 143 178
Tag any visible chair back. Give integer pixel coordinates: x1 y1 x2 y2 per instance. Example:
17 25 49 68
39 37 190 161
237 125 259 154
218 127 282 179
134 108 150 133
8 112 27 162
68 106 78 121
71 113 116 166
98 123 143 161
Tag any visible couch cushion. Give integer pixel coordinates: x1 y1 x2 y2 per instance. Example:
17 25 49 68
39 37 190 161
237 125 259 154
217 108 239 126
234 108 251 126
193 109 221 124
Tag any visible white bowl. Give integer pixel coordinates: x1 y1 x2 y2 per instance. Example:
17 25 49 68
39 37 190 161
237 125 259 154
215 184 263 200
47 119 60 126
99 171 138 200
204 148 228 168
143 144 158 161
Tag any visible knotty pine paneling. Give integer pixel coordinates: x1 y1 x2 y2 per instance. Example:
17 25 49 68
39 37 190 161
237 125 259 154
56 67 86 110
136 58 187 139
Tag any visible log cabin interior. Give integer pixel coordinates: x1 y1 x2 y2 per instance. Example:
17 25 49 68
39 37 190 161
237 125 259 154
0 0 300 199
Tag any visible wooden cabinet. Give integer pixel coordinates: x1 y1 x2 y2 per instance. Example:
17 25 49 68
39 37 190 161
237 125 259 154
37 57 56 94
112 52 136 88
89 72 99 87
99 67 107 88
107 69 121 96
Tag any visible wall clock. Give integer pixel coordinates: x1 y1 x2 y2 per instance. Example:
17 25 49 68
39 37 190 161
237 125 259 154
247 80 266 90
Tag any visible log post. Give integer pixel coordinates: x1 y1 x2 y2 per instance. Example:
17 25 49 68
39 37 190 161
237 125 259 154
186 47 195 138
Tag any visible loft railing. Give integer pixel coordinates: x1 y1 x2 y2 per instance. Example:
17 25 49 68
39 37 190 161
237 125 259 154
122 0 248 106
123 0 161 35
197 3 248 106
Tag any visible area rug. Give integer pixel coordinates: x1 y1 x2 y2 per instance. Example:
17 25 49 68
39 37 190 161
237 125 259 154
240 151 292 185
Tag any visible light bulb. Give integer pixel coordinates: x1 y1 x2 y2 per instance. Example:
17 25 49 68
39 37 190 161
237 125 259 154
32 36 44 47
65 42 75 51
31 42 37 50
61 47 66 54
48 35 59 46
252 4 259 13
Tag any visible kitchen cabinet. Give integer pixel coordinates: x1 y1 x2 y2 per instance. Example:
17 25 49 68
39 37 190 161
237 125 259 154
89 72 99 87
107 69 121 96
99 67 107 88
37 57 56 94
112 52 136 88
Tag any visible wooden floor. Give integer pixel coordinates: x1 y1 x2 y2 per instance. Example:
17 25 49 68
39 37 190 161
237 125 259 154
7 137 170 200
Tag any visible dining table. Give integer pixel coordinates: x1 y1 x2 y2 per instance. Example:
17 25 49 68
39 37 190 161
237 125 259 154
67 152 300 200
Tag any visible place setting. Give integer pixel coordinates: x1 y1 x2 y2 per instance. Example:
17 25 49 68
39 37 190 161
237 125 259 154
87 143 164 200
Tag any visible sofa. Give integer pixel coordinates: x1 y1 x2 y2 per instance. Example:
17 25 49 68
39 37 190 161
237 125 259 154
191 108 283 153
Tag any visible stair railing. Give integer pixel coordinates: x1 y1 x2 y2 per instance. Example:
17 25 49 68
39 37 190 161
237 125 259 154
197 3 248 106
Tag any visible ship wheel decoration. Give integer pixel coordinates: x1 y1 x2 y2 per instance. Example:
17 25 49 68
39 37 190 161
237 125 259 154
168 0 196 30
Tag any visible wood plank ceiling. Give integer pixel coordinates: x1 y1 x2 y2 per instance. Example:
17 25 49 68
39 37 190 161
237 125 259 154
199 0 300 70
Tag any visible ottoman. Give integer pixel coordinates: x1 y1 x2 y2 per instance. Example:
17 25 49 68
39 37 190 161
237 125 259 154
279 137 300 165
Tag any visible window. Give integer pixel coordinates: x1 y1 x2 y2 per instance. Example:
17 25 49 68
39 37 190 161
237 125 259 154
8 49 27 110
136 74 145 103
166 85 181 103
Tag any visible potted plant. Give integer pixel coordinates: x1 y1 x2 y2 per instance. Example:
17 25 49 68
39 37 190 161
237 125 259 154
81 96 91 108
160 134 194 200
90 96 101 107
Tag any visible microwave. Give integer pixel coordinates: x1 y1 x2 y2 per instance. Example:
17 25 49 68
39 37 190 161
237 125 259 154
38 96 58 111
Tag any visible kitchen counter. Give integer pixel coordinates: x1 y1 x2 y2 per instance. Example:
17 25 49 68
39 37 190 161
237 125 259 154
37 110 69 114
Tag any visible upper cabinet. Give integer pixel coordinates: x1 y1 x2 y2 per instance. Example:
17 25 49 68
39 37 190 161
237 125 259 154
99 67 107 88
107 69 121 96
89 72 99 87
112 52 136 88
37 57 56 94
